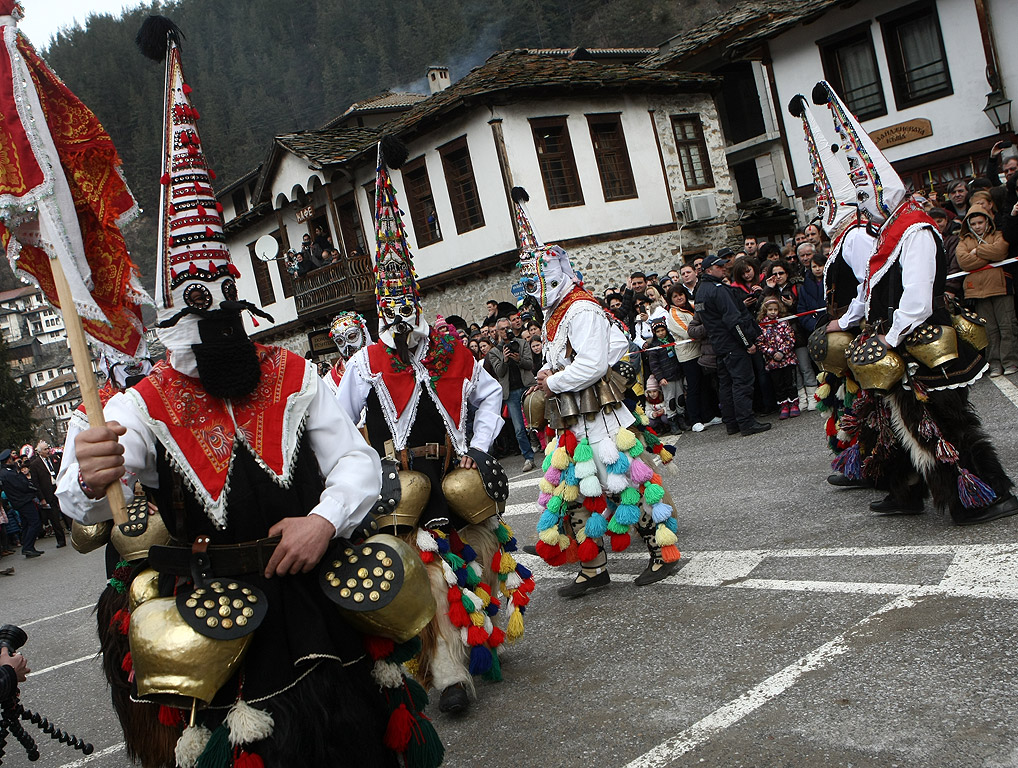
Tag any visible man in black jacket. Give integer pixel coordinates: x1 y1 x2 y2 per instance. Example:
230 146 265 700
0 449 44 557
694 253 771 436
27 442 66 548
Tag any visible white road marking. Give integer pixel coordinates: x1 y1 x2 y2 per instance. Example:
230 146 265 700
32 654 94 677
21 604 92 627
502 502 535 518
990 373 1018 409
59 742 125 767
508 474 541 490
622 590 927 768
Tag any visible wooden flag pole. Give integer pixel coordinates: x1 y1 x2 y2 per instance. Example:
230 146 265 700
49 257 129 526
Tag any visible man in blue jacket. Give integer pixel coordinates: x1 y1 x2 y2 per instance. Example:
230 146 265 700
0 449 43 557
694 253 771 436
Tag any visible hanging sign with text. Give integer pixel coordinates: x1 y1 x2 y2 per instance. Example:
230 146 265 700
296 204 316 223
871 118 933 150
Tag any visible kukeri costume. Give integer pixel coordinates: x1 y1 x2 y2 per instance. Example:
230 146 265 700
336 139 533 715
57 20 440 768
511 187 679 597
807 82 1016 525
323 311 371 395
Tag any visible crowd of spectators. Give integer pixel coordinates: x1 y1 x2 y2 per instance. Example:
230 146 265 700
0 442 68 569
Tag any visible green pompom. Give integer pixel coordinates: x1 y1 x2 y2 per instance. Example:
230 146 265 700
573 438 593 463
547 495 564 514
407 710 445 768
195 723 231 768
643 483 665 505
443 553 465 571
628 440 645 458
482 649 503 682
389 636 423 665
607 517 630 534
619 487 641 506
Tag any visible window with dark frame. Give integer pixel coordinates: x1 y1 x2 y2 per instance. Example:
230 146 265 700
880 1 952 109
231 188 249 216
439 137 485 234
586 114 637 202
530 117 584 208
401 157 442 247
818 24 887 120
247 242 276 306
336 194 369 258
670 115 714 190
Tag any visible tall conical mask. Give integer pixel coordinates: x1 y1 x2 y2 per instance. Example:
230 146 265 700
510 186 576 310
811 81 907 223
373 136 427 348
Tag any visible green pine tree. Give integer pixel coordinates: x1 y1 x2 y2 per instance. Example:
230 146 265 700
0 334 37 449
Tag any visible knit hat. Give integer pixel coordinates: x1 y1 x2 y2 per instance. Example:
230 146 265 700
811 81 907 224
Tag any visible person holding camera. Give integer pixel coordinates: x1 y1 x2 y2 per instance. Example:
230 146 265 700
0 645 29 702
489 316 537 471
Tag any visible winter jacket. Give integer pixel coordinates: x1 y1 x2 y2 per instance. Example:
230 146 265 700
693 274 760 355
687 313 716 369
664 307 701 362
0 465 37 510
956 211 1011 298
645 334 681 383
797 275 825 335
758 321 797 371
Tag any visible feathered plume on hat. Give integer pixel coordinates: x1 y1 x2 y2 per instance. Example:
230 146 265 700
137 16 239 319
372 135 423 331
787 94 859 239
811 81 907 223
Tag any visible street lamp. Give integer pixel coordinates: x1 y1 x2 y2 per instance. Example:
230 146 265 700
983 89 1012 133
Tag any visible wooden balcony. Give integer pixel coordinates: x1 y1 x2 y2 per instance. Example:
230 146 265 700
293 254 374 317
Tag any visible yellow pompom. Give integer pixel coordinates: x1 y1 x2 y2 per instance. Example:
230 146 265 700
499 553 517 575
501 520 515 538
654 524 678 548
538 479 555 494
546 436 559 454
659 448 674 464
551 447 570 470
474 588 491 608
846 378 860 394
507 608 525 642
575 526 587 544
470 610 485 627
562 484 579 502
816 383 831 400
557 533 571 550
616 429 637 451
403 657 420 677
817 371 827 385
539 527 560 545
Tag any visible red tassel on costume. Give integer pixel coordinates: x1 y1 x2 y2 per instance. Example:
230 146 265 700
182 83 192 95
475 582 491 596
251 317 260 327
447 529 464 555
216 202 224 213
158 705 183 728
189 262 197 274
188 143 199 155
121 652 133 673
197 204 206 216
160 173 170 185
519 577 535 592
576 538 599 562
111 608 130 635
384 704 414 752
208 169 216 179
228 264 241 277
193 109 201 120
235 752 264 768
561 432 578 454
826 417 838 437
488 627 506 647
205 226 215 238
419 550 434 564
512 591 531 607
207 261 216 272
466 626 488 646
490 550 500 573
365 635 395 661
168 203 176 216
609 532 631 552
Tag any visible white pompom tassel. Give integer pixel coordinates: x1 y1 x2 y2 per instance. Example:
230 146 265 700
416 528 438 552
371 660 405 689
174 724 211 768
226 699 274 747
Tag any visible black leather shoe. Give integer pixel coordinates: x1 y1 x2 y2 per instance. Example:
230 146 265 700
869 495 924 515
827 472 871 488
56 543 67 548
521 544 538 556
634 559 680 587
438 683 469 714
741 421 772 436
726 424 741 435
24 551 42 558
557 569 610 598
955 494 1018 526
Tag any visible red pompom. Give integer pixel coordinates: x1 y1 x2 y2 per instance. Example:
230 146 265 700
609 532 631 552
490 550 501 573
121 652 133 673
158 705 184 728
182 83 192 95
188 261 198 274
825 417 838 437
235 751 264 768
519 577 536 592
466 626 488 646
561 431 578 455
576 538 600 562
364 634 395 661
583 495 608 513
383 704 414 752
512 591 531 607
160 173 170 185
419 550 434 564
488 627 506 648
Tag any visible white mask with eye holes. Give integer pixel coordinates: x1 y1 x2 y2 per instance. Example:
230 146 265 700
377 297 429 350
521 245 577 311
329 312 372 361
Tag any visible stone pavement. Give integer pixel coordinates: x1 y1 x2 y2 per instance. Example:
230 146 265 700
4 375 1018 767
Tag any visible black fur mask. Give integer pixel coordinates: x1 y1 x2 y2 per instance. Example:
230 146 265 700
192 310 262 399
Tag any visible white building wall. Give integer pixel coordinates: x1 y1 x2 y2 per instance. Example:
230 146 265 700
770 0 1009 191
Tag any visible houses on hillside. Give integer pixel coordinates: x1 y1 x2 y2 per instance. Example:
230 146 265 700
220 48 741 356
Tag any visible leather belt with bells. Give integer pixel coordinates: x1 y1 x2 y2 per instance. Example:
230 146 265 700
148 535 282 577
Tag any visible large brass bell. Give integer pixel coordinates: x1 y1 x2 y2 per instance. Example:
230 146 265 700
70 520 113 554
847 335 905 391
128 568 162 612
373 471 431 533
523 388 547 429
808 325 854 377
950 306 988 351
129 596 252 708
442 468 503 524
578 386 600 419
904 323 958 369
111 493 173 562
596 378 619 413
555 391 580 421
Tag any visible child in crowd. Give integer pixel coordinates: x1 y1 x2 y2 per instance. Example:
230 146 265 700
644 380 672 434
645 316 686 430
757 296 799 419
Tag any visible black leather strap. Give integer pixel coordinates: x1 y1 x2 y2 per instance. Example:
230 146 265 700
148 535 282 577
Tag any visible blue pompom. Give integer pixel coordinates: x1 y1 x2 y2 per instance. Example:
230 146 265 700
613 504 641 526
562 464 577 486
460 544 476 563
455 568 468 587
608 454 631 475
504 537 518 552
485 603 499 617
651 503 673 524
584 513 608 539
469 645 493 675
665 516 678 533
538 510 559 531
436 537 450 554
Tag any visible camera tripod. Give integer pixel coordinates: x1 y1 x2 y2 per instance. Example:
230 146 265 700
0 624 93 764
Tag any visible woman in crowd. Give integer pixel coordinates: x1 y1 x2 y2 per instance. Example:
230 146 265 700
665 285 709 431
729 256 763 314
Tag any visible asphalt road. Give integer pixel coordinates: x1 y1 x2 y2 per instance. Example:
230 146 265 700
4 375 1018 768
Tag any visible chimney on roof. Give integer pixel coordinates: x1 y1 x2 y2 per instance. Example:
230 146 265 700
427 66 450 94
